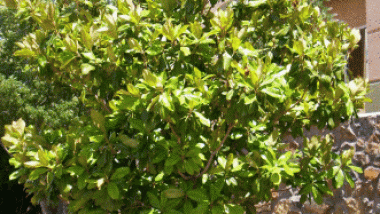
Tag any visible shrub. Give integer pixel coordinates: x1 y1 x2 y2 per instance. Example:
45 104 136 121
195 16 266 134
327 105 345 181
2 0 369 213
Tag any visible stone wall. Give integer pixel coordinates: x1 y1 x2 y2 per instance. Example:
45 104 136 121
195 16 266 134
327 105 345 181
256 113 380 214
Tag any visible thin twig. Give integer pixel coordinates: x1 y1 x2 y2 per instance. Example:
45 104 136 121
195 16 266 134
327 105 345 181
196 123 235 178
95 94 112 113
169 123 181 144
178 170 191 180
273 91 305 124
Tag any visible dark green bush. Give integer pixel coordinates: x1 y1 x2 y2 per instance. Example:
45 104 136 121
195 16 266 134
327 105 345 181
2 0 369 213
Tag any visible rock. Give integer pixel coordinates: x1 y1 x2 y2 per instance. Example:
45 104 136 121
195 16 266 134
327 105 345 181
356 139 366 149
255 201 271 213
365 142 380 156
341 142 356 151
302 201 330 214
336 126 357 142
344 197 362 214
364 166 380 180
354 151 370 166
330 201 348 214
273 199 290 214
289 140 299 151
374 161 380 167
271 188 279 200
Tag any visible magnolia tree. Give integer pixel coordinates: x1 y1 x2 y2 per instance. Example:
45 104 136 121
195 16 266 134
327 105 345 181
2 0 369 213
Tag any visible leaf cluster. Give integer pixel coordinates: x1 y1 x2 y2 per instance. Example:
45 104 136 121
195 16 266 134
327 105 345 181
1 0 369 213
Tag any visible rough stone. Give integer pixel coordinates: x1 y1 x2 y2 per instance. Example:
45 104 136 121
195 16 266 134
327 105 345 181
302 201 330 214
341 142 356 151
364 166 380 180
273 199 290 214
336 126 357 142
344 197 362 214
354 151 370 166
366 142 380 156
356 139 366 149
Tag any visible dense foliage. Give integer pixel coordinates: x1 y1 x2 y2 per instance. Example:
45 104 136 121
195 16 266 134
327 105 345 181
2 0 369 213
0 5 82 214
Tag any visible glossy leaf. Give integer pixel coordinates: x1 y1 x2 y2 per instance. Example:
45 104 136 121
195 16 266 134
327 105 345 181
107 182 120 200
163 188 185 199
110 167 130 180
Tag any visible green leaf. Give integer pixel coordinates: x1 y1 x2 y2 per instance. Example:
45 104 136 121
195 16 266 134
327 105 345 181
312 185 323 204
147 192 161 208
146 43 163 56
91 110 106 132
262 87 284 101
248 0 267 8
226 90 234 101
81 63 95 75
183 200 194 213
223 52 232 70
14 48 36 57
4 0 18 9
211 205 224 214
9 158 21 168
210 178 224 201
29 168 48 181
66 166 85 176
218 156 227 169
348 165 363 173
107 182 120 200
334 169 345 188
293 40 304 56
82 52 96 60
24 161 41 168
78 174 88 190
231 37 241 52
186 189 208 202
129 118 145 132
193 111 210 127
1 135 19 147
127 83 140 96
271 172 281 185
38 150 49 166
13 119 26 136
180 47 191 56
227 204 245 214
163 188 185 199
55 165 63 178
9 170 23 180
184 160 195 175
161 92 174 111
299 183 312 195
118 134 139 148
225 153 234 172
110 167 130 180
155 172 164 182
69 191 94 212
165 154 181 166
345 171 355 188
96 178 105 190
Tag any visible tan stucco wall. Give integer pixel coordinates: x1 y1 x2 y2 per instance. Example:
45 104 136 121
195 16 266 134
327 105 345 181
366 0 380 33
366 31 380 82
366 0 380 83
324 0 366 28
366 0 380 112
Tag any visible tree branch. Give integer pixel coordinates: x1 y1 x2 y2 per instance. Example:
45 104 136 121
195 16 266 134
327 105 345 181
196 123 235 178
169 123 181 144
178 170 191 180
